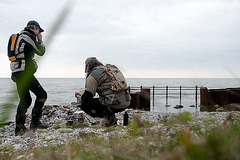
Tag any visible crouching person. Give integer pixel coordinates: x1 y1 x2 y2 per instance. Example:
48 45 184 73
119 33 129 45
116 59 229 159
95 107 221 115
76 57 131 126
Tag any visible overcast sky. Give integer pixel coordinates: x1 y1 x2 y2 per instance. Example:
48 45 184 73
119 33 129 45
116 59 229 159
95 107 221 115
0 0 239 78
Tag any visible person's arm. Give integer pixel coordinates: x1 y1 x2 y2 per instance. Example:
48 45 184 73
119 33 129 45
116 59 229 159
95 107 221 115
81 75 98 102
81 90 94 102
23 32 45 56
35 32 45 56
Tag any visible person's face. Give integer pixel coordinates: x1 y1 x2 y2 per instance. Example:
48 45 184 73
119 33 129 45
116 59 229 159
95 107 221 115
32 26 40 35
85 64 89 73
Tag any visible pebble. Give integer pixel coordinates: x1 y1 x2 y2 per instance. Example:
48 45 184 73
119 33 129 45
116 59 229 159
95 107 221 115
16 155 25 160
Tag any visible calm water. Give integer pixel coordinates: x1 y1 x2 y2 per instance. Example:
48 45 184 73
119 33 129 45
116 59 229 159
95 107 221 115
1 78 240 120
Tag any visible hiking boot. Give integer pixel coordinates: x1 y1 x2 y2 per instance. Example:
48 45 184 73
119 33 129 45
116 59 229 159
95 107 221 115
30 121 48 129
104 114 118 127
15 125 26 136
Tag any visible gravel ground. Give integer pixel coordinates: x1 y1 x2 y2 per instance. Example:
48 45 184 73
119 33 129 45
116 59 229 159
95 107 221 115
1 104 240 155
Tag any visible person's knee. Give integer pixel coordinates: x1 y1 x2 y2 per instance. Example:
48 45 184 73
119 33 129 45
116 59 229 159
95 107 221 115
81 102 106 118
19 96 32 108
36 90 47 103
27 97 32 106
80 103 97 118
17 104 29 115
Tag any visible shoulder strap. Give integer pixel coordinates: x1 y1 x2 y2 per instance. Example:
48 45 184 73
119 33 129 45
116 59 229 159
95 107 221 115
92 67 104 71
86 67 105 77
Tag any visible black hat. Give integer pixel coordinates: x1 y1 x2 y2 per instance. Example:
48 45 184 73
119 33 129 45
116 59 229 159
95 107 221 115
27 20 44 32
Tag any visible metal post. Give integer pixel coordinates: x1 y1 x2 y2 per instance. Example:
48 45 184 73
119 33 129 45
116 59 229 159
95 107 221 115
152 86 155 106
195 86 198 108
166 86 168 106
180 86 182 105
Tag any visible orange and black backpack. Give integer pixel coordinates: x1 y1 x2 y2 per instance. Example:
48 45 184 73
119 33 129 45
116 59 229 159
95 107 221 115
7 33 19 62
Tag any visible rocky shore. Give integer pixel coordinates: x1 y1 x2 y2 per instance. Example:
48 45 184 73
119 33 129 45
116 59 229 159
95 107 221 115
1 104 240 159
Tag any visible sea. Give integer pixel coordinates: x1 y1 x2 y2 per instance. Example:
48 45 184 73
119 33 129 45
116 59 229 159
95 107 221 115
1 78 240 121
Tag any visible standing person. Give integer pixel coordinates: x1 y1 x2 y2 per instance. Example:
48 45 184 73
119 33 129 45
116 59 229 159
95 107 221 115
8 20 48 136
75 57 131 126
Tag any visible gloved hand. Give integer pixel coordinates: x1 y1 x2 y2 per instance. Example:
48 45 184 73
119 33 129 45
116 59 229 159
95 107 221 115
75 90 85 103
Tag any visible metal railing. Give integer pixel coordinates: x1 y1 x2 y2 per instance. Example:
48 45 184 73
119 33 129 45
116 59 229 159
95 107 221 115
128 86 200 108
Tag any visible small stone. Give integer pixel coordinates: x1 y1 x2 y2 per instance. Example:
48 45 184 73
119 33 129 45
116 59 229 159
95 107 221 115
58 128 73 133
16 155 25 160
26 153 34 159
0 133 4 137
174 105 184 109
74 111 85 119
216 107 224 112
14 144 23 150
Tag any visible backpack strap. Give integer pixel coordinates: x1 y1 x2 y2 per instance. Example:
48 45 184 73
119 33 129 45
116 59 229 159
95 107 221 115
90 67 112 86
86 67 105 77
92 67 104 71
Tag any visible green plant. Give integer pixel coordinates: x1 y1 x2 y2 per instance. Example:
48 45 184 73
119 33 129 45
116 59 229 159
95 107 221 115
54 125 61 129
179 111 193 121
66 122 88 129
142 119 155 126
127 115 145 135
103 125 122 133
78 132 97 139
0 145 14 154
